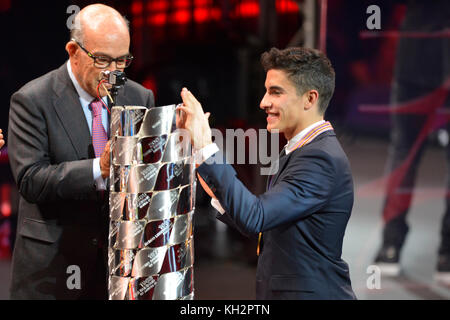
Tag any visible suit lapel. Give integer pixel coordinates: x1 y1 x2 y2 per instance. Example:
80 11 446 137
266 130 336 190
52 63 92 159
266 149 290 190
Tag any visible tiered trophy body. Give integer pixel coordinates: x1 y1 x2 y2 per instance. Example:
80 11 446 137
108 105 196 300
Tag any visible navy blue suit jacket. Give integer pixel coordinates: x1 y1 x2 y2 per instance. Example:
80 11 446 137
197 130 356 299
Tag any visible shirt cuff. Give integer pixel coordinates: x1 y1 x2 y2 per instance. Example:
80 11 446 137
194 143 219 166
93 158 107 190
211 198 226 215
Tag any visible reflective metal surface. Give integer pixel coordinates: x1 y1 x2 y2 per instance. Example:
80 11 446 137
110 106 147 137
108 105 196 300
109 266 194 300
109 211 194 249
111 159 194 193
109 185 194 222
138 105 177 137
108 237 194 277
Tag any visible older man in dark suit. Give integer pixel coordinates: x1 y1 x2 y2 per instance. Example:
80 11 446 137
8 4 154 299
178 47 356 299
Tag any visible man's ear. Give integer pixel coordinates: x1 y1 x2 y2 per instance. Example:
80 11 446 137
304 89 319 110
65 41 78 58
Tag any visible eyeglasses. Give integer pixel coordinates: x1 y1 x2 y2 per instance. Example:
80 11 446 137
72 39 133 69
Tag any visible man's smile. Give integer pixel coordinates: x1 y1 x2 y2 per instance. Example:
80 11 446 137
266 111 280 123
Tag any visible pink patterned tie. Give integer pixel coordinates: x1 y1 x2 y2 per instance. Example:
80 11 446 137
89 99 108 157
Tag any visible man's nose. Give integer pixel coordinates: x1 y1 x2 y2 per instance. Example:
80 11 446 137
260 94 271 110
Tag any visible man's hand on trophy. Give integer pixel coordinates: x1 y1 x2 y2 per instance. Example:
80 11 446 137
178 87 212 150
100 140 112 179
0 129 4 154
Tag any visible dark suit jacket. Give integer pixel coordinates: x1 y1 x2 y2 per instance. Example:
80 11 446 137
8 62 154 299
197 130 356 300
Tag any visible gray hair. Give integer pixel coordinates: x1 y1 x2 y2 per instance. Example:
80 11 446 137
70 13 84 44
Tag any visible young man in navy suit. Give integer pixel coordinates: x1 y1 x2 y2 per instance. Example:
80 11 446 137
179 47 356 299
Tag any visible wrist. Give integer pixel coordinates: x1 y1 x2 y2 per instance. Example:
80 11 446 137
101 171 109 179
198 127 212 149
199 138 213 150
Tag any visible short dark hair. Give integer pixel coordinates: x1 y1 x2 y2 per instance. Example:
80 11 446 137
260 47 335 115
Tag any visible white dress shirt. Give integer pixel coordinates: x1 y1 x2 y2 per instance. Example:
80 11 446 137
284 120 325 155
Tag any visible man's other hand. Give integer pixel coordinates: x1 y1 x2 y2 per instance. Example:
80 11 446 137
100 140 111 179
0 129 4 154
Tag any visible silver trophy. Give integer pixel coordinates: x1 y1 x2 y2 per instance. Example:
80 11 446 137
108 104 196 300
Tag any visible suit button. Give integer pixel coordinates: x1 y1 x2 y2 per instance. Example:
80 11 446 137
92 238 98 246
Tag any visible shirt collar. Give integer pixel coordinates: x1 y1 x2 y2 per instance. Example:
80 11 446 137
285 120 325 155
66 60 96 104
